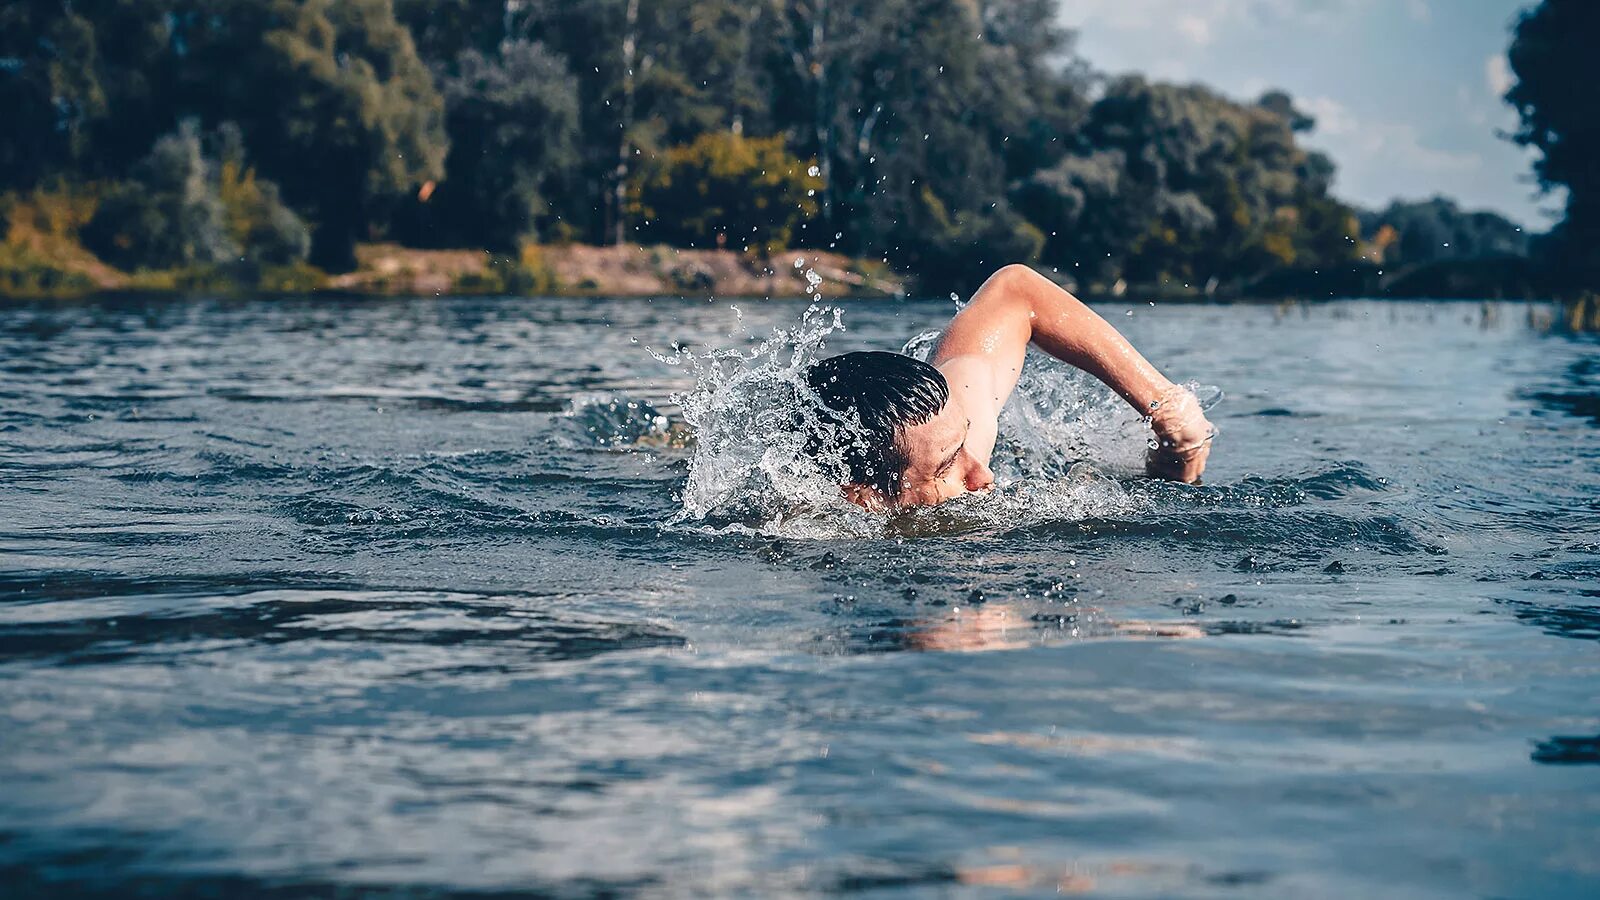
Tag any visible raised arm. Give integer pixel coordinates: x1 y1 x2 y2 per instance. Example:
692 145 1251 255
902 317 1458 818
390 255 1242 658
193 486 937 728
929 264 1213 482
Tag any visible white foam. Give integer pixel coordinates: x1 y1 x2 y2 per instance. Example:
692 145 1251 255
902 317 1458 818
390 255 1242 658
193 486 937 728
667 308 1205 538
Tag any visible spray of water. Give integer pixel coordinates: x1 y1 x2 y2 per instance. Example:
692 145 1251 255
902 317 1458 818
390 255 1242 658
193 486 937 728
649 292 1232 538
637 257 1225 536
653 304 881 537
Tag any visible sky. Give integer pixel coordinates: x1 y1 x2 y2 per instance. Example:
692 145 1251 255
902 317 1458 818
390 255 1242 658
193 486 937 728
1056 0 1557 228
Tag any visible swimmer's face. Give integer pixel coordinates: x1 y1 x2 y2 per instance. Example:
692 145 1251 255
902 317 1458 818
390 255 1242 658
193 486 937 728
889 398 994 507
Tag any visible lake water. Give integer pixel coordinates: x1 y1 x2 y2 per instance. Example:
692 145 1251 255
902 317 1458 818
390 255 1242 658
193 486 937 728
1 294 1596 898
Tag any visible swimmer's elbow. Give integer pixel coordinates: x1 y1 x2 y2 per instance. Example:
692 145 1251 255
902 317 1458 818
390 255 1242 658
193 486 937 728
989 264 1039 294
974 264 1062 323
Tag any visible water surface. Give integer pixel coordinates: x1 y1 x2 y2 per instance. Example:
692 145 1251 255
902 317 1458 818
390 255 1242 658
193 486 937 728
1 295 1597 897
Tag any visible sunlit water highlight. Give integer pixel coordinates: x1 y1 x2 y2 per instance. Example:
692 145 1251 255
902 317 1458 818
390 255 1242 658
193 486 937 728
1 295 1597 897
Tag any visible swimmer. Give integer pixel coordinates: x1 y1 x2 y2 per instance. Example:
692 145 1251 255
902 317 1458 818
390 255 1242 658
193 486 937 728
806 264 1215 510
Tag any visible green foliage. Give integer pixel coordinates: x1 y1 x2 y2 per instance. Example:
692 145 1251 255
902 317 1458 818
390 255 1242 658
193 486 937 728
917 189 1045 288
0 0 1543 297
510 244 562 296
1016 78 1358 291
632 133 821 255
2 0 445 275
1506 0 1600 289
1359 197 1529 269
230 0 447 270
254 263 328 293
84 121 310 273
85 121 235 270
429 245 561 296
0 183 114 297
0 243 99 299
418 40 580 250
0 3 105 187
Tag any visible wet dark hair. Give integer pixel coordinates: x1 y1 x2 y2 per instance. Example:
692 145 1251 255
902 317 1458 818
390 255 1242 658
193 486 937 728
804 351 949 495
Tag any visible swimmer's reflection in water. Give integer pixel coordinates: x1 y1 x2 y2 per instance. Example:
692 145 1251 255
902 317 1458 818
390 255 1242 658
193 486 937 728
897 604 1206 653
804 265 1216 511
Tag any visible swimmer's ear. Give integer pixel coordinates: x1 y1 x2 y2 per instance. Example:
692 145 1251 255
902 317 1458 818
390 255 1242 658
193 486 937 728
842 483 890 512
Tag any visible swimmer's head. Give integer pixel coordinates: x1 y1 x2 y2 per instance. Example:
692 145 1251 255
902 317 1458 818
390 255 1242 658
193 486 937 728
805 351 993 509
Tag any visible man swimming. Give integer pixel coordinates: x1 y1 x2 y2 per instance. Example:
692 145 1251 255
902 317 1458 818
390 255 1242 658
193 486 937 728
806 264 1215 510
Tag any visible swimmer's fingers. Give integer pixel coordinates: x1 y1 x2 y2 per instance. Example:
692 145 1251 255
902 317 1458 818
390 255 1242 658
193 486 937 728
1145 437 1210 483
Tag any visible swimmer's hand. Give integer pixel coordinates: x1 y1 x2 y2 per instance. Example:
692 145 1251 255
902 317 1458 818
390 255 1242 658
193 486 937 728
1145 386 1214 484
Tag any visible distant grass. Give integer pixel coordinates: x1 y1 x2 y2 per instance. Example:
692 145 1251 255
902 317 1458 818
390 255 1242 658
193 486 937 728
1563 293 1600 333
121 262 326 294
1 184 125 298
0 242 101 298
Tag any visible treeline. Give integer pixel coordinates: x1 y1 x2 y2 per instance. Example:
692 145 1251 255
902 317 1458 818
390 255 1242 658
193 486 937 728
0 0 1591 296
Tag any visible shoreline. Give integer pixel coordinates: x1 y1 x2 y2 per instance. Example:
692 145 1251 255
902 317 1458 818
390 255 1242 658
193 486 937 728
0 239 1578 304
0 242 908 302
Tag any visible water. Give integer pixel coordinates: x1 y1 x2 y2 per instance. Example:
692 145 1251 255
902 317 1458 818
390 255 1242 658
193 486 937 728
1 295 1596 897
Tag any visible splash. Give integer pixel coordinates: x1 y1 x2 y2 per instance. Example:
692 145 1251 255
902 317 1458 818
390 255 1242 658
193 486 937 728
558 394 680 448
656 304 885 536
664 307 1215 538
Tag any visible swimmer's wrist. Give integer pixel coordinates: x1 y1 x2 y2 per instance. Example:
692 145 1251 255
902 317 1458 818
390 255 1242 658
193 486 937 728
1125 374 1177 418
1148 384 1212 451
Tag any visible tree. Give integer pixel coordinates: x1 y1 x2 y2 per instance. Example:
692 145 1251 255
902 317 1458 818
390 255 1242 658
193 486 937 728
1358 197 1528 268
1506 0 1600 287
631 132 820 254
225 0 447 270
1016 77 1356 290
760 0 1082 289
85 121 234 270
83 120 309 271
1012 150 1140 286
427 40 580 249
490 0 763 245
394 0 508 67
0 3 106 188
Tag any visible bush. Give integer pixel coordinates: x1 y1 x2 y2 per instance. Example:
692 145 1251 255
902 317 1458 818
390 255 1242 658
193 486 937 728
83 121 310 273
506 243 560 295
438 244 560 296
84 122 234 270
0 183 114 297
428 40 580 250
0 242 98 297
913 188 1045 293
631 133 821 256
255 263 327 294
215 124 312 266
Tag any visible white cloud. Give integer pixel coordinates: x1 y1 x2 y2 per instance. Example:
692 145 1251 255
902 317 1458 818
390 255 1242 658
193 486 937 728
1056 0 1375 78
1176 15 1214 46
1485 54 1513 98
1058 0 1372 38
1301 96 1358 136
1058 0 1541 219
1302 96 1480 172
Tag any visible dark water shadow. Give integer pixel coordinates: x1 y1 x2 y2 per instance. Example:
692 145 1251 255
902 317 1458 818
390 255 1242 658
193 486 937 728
1497 597 1600 642
0 570 347 605
1524 354 1600 426
0 850 654 900
0 591 684 666
1531 734 1600 765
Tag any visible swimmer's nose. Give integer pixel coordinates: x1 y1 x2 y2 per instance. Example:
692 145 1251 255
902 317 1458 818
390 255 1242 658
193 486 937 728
966 461 994 492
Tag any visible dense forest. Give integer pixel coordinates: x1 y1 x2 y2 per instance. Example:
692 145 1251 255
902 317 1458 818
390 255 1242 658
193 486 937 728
0 0 1592 298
